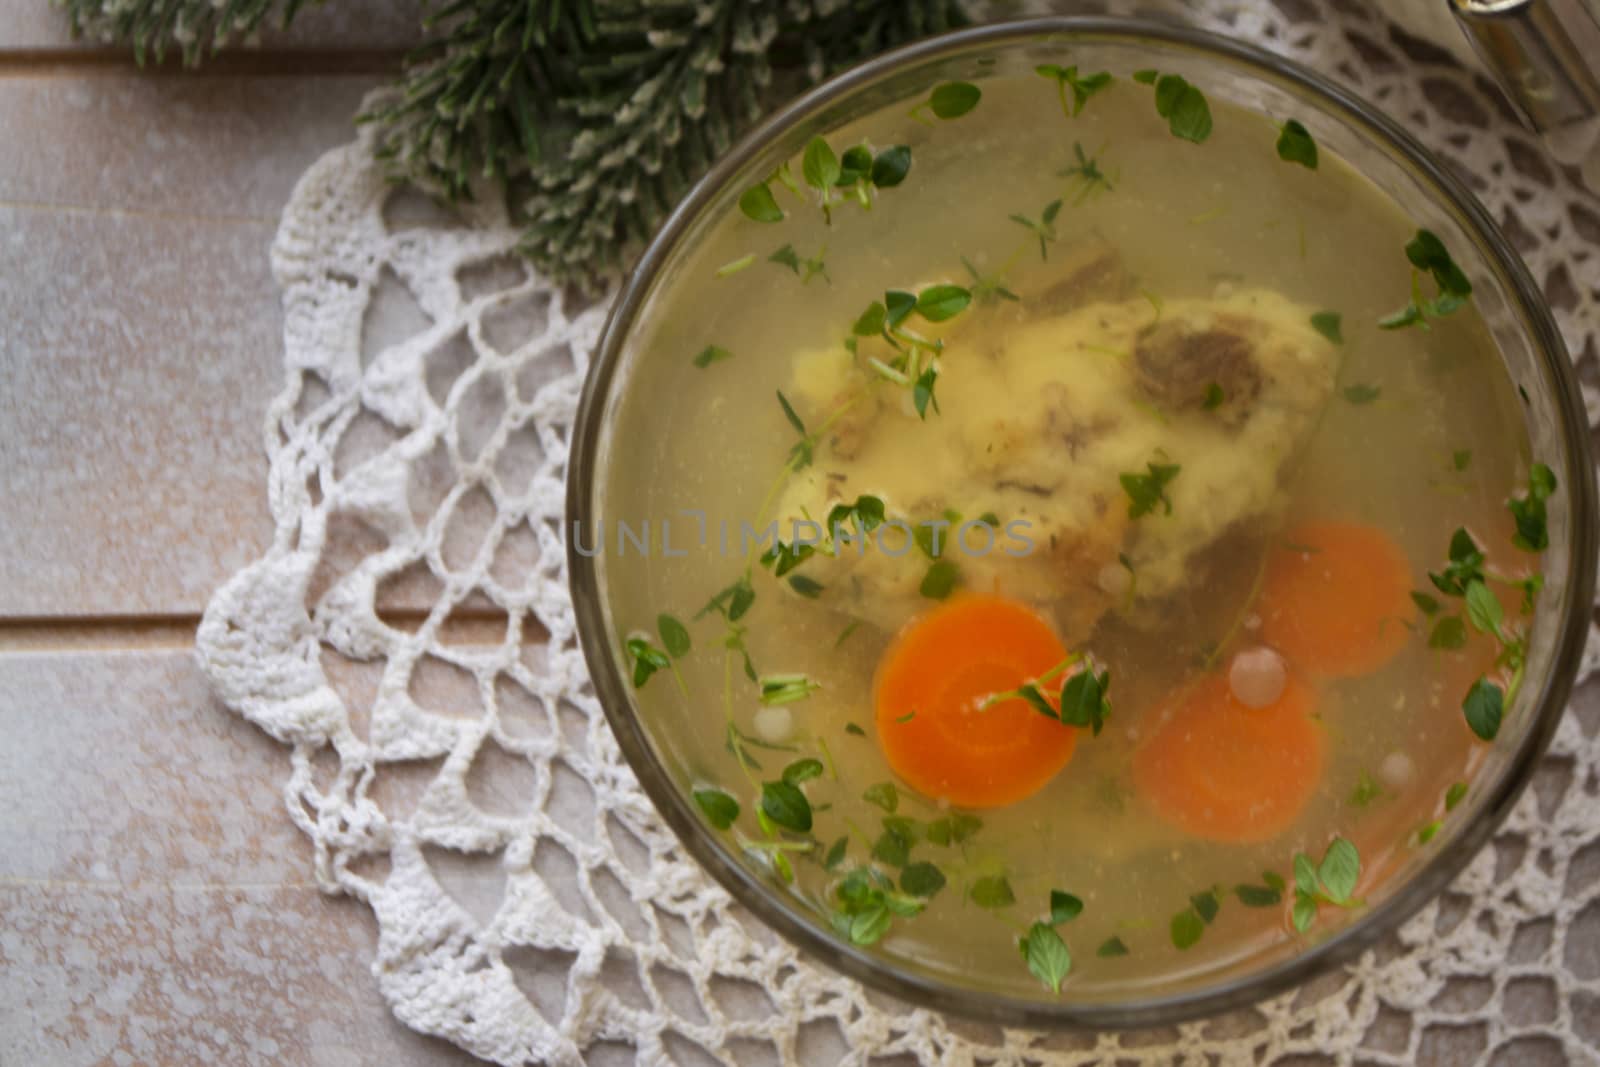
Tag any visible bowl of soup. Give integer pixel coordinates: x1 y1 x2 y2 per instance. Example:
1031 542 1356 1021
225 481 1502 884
565 17 1597 1025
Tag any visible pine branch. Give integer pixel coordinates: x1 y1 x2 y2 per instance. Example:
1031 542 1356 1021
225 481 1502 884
55 0 320 64
58 0 968 286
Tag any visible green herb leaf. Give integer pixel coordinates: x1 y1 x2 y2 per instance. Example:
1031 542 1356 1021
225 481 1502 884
913 366 940 419
926 813 982 846
929 81 981 119
1058 669 1112 735
768 243 801 274
1191 889 1220 924
1170 908 1205 950
693 788 740 830
1453 449 1473 472
1097 935 1130 958
758 673 820 706
1416 819 1442 845
1133 69 1158 84
1021 921 1072 993
760 539 814 578
920 560 961 600
1310 311 1343 344
693 344 733 368
738 183 784 223
657 614 691 658
776 389 806 436
1147 73 1213 143
1429 527 1486 596
1050 890 1085 924
802 136 841 191
824 835 848 869
1464 580 1504 636
844 722 866 737
1015 684 1058 721
1378 303 1425 331
970 874 1015 909
1121 461 1182 519
1406 228 1473 298
1349 769 1382 808
901 861 947 898
870 146 912 188
1292 894 1317 932
852 300 887 336
1446 782 1469 811
863 781 899 813
849 905 891 945
1342 384 1381 405
1508 462 1555 552
1276 119 1318 169
836 144 872 185
1293 854 1319 896
1412 591 1442 616
1202 382 1225 410
1317 837 1360 903
1035 64 1114 117
915 284 972 322
760 780 812 833
1235 882 1283 908
782 758 824 785
1263 871 1287 892
788 575 824 599
872 824 912 867
626 636 671 688
1463 677 1504 741
884 289 917 328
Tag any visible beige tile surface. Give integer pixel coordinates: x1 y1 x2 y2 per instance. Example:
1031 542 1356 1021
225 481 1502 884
0 650 481 1065
0 0 427 51
0 75 383 219
0 74 383 618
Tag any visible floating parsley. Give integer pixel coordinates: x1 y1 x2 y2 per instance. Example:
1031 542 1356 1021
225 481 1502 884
1121 460 1182 518
760 778 813 833
1342 384 1381 405
863 780 899 813
1035 64 1113 118
924 80 982 120
901 861 947 898
1291 836 1362 933
1132 68 1213 143
693 787 740 830
1509 462 1555 551
625 634 672 689
970 874 1016 909
1379 228 1473 330
1050 890 1085 924
738 182 784 223
1276 119 1318 169
1059 141 1115 202
759 673 821 706
1202 382 1225 410
692 344 733 368
715 254 755 278
919 560 961 600
1009 198 1063 261
1021 922 1072 993
1097 936 1130 958
1348 770 1382 808
1310 310 1343 344
769 243 828 284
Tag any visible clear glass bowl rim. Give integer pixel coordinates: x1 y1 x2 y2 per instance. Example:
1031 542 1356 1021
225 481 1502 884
566 15 1599 1029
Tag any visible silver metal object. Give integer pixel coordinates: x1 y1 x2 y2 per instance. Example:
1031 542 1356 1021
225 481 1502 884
1453 0 1600 179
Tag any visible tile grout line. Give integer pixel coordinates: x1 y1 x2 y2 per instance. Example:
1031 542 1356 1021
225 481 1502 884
0 610 545 652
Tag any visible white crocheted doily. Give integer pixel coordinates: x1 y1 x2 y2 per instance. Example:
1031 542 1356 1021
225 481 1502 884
197 2 1600 1064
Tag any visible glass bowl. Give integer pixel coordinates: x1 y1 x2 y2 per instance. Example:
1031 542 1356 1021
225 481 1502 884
566 16 1597 1027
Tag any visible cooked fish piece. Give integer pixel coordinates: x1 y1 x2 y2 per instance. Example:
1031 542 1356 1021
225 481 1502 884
773 285 1339 641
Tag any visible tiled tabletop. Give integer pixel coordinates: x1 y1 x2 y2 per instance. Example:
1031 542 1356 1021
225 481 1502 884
0 6 479 1062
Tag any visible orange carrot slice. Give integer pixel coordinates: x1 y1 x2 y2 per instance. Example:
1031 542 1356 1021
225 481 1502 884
874 594 1078 809
1258 521 1414 678
1133 671 1326 843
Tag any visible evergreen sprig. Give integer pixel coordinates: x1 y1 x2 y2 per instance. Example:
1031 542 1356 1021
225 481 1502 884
57 0 966 288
